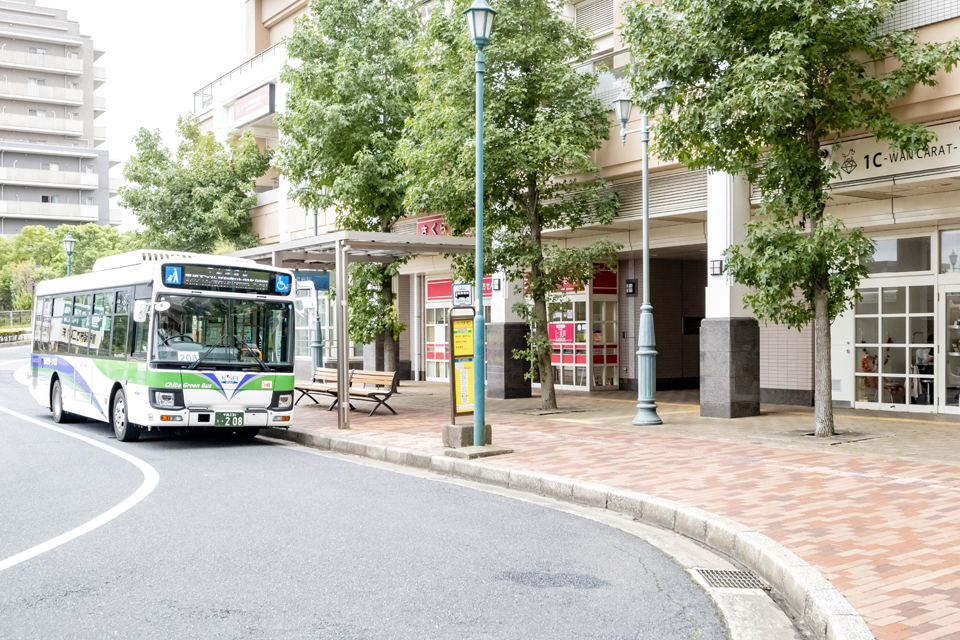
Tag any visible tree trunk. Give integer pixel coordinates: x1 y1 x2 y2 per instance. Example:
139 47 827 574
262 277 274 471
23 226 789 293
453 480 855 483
381 275 397 373
533 295 556 410
813 277 835 437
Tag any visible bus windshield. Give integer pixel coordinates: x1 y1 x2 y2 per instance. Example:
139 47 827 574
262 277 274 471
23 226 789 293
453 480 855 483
152 294 292 367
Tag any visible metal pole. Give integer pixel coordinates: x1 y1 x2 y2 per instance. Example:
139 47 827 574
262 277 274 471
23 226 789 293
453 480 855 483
313 208 318 236
66 253 71 277
336 238 350 429
634 112 662 425
311 299 322 371
473 49 486 447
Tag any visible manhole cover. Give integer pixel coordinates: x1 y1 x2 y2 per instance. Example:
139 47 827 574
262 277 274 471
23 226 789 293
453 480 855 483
694 568 768 590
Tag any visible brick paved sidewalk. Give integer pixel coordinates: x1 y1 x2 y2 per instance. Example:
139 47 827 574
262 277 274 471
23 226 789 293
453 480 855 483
288 385 960 640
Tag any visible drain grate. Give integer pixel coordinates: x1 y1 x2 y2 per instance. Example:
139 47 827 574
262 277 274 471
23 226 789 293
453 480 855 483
694 568 768 590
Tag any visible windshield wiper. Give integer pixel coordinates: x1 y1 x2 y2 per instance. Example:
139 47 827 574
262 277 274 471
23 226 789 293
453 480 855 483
188 332 229 370
235 333 274 372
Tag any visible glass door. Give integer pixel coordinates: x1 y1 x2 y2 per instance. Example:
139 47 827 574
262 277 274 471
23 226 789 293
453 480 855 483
854 283 935 412
942 288 960 413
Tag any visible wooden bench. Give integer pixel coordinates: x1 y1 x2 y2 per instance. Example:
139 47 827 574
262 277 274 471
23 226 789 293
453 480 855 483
294 367 348 408
345 370 399 416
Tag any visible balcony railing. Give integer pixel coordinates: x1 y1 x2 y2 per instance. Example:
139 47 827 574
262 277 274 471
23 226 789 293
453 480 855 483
108 208 123 226
0 200 99 220
94 126 106 142
0 167 99 189
0 81 83 105
194 42 284 113
0 113 83 135
94 95 106 111
0 49 83 75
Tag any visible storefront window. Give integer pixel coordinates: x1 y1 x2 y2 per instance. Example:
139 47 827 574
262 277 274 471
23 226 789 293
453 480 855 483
866 236 930 274
941 231 960 274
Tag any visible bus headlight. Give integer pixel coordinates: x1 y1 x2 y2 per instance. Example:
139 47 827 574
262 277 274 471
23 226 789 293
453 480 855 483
270 391 293 410
156 392 176 408
149 388 184 410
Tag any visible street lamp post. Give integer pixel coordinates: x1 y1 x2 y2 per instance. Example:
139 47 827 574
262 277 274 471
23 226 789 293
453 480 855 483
464 0 496 447
613 87 665 426
63 233 76 277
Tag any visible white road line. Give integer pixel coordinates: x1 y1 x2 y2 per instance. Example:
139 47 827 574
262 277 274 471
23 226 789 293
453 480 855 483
0 404 160 573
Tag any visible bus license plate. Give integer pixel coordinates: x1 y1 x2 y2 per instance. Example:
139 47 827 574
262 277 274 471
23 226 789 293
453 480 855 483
216 412 244 427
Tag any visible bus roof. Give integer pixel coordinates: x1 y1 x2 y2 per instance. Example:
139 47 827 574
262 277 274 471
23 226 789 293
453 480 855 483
35 251 281 298
92 250 258 272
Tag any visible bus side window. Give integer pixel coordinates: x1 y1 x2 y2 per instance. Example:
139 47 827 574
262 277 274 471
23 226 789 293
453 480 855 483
111 314 129 358
33 297 48 353
131 321 149 361
70 293 92 355
51 296 72 354
93 292 113 358
115 289 131 314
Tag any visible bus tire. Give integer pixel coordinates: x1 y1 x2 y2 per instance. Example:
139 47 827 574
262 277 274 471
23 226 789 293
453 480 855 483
237 427 260 438
112 389 141 442
51 379 74 424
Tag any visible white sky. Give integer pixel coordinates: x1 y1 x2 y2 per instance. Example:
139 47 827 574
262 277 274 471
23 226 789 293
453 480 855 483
38 0 248 228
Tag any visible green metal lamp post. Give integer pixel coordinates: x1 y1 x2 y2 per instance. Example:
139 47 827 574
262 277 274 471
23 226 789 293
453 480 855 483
464 0 497 447
613 84 670 426
63 233 76 277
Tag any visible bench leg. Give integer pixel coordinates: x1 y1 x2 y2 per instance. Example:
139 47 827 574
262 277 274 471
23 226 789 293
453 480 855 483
328 397 338 411
295 389 318 406
367 398 397 416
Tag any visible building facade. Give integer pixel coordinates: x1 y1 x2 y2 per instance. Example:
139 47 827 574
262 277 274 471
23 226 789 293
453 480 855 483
211 0 960 415
0 0 117 236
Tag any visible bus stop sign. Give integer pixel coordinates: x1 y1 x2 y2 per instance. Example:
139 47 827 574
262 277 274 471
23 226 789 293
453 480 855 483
452 283 473 307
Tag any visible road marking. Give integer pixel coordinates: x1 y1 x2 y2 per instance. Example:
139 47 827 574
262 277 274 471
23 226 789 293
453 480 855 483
0 404 160 573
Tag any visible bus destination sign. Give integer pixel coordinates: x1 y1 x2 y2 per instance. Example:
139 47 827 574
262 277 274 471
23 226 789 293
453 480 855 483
163 264 291 295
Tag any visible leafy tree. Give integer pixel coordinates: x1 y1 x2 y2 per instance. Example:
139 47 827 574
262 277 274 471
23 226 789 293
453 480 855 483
276 0 417 371
0 224 146 310
400 0 619 410
623 0 960 435
121 115 273 254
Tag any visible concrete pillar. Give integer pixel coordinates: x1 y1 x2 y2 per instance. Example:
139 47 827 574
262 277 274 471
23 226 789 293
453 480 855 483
701 171 760 418
487 272 531 399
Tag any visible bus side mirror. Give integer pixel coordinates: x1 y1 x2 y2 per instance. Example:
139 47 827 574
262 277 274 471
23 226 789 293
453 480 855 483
133 300 151 323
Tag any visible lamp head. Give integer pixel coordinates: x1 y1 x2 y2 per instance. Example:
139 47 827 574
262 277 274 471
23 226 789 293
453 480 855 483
464 0 497 50
62 233 76 256
612 89 632 129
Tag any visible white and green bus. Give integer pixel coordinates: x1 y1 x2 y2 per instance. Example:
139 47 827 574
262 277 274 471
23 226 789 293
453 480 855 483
29 250 296 441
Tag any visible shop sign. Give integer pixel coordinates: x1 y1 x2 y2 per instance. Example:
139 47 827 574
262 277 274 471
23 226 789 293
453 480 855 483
449 309 475 420
417 215 448 236
828 120 960 186
549 322 574 343
233 84 275 127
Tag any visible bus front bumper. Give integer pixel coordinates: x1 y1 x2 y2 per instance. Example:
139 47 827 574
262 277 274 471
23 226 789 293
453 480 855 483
141 408 292 428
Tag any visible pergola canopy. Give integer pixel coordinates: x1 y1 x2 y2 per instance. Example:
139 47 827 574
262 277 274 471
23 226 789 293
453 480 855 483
232 230 476 271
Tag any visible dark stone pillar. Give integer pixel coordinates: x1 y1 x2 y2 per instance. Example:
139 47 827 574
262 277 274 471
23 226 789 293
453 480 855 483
487 322 531 399
700 318 760 418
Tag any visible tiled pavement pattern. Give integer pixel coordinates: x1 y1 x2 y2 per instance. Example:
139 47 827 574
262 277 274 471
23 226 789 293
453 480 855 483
291 384 960 640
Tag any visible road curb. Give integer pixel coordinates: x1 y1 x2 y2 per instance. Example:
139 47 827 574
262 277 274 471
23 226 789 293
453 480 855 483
265 427 875 640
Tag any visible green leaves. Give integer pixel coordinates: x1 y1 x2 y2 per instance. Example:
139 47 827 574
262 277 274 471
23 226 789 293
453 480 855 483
277 0 417 233
724 215 875 329
120 115 271 254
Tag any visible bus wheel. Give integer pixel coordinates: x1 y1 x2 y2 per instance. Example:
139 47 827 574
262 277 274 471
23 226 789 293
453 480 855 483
51 379 74 424
237 427 260 438
112 390 141 442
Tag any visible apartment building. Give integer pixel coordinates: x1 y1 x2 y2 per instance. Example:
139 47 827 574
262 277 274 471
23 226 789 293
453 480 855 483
214 0 960 417
0 0 117 237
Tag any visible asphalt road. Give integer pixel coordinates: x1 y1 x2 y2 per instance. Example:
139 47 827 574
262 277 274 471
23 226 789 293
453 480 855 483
0 345 727 640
